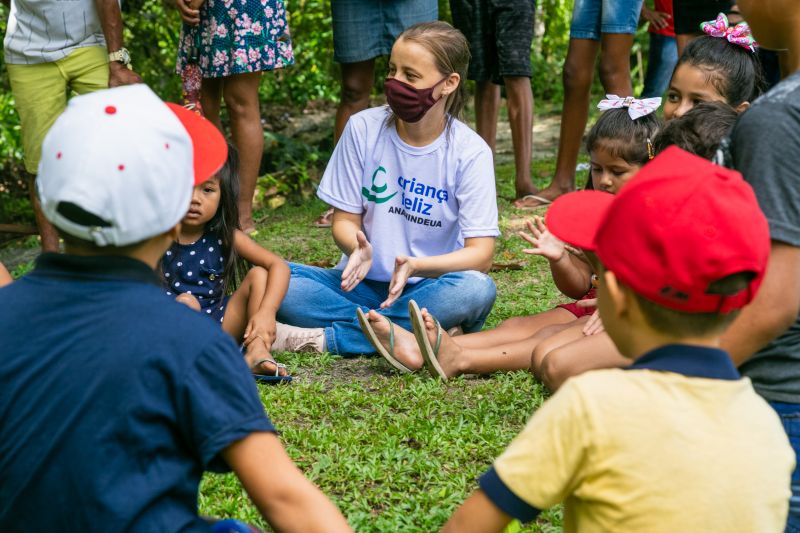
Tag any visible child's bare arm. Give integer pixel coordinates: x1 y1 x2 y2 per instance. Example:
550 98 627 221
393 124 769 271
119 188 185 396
0 262 12 287
222 432 352 533
233 230 291 343
442 490 511 533
519 217 593 299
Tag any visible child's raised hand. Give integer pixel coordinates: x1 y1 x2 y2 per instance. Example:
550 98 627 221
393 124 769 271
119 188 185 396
518 216 567 262
341 231 373 292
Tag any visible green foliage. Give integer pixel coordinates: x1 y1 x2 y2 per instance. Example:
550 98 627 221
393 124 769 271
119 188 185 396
259 129 330 198
533 0 574 102
260 0 337 105
122 0 184 101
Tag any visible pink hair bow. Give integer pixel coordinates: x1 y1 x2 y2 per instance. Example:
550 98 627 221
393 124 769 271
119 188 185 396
701 13 758 52
597 95 662 120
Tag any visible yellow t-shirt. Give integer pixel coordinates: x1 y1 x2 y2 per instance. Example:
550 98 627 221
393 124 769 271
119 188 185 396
484 345 795 533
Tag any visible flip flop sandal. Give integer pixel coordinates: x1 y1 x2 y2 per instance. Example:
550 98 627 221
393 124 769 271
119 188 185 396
312 208 334 228
408 300 447 380
251 358 293 384
514 194 552 210
356 308 413 373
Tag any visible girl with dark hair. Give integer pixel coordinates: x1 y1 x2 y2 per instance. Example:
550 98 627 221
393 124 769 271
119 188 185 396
162 145 291 377
274 21 499 361
664 14 763 120
365 99 662 379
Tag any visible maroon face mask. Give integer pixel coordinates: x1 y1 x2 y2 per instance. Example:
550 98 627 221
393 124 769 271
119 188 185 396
384 77 447 123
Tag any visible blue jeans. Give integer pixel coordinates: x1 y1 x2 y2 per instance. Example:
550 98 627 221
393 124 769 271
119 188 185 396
570 0 643 40
277 263 497 355
642 33 678 99
771 402 800 532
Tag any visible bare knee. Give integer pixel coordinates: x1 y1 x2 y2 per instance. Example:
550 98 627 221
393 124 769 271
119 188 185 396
531 336 558 375
176 293 201 312
340 78 371 107
540 348 573 391
243 266 268 288
598 56 631 92
223 90 258 119
563 58 593 93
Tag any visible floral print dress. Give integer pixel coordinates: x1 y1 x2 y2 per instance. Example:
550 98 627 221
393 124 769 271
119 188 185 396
176 0 294 78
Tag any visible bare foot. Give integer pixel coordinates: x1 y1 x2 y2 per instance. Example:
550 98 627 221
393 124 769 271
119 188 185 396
513 184 573 209
367 310 424 371
312 207 334 228
239 214 256 235
514 184 538 199
246 339 289 376
421 309 465 378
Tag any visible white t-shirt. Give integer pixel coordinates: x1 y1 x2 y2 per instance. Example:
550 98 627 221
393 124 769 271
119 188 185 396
318 106 499 283
4 0 106 65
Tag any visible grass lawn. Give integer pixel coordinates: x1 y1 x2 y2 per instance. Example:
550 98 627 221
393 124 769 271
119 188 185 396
197 156 587 532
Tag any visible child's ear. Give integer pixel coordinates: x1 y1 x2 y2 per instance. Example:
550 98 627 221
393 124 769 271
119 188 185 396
602 270 629 319
735 101 751 113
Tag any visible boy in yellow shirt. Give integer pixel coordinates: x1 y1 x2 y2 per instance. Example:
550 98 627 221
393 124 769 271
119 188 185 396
443 147 795 532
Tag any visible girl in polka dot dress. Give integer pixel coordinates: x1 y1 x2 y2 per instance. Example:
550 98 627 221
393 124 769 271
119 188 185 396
161 145 290 376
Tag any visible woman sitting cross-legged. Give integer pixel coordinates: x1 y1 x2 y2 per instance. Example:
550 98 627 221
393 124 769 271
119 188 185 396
274 21 499 363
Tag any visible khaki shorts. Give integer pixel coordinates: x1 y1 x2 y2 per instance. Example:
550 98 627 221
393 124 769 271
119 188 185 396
6 46 108 174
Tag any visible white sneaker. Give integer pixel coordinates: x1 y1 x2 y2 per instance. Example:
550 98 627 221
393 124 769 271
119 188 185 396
272 323 326 353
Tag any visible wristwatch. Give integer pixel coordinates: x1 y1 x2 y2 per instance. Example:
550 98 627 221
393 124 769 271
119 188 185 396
108 48 132 69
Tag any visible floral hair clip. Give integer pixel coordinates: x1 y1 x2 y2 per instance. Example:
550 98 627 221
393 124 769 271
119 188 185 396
597 95 662 120
701 13 758 52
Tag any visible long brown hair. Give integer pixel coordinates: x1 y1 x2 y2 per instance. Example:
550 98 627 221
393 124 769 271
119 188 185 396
391 21 471 125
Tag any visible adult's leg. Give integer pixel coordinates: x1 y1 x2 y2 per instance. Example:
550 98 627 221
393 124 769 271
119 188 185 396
598 33 636 99
539 331 629 391
316 270 496 357
7 60 69 252
675 33 697 56
641 34 678 98
504 77 535 198
222 72 264 233
201 77 225 131
334 59 375 143
514 39 599 208
475 81 501 154
277 263 390 355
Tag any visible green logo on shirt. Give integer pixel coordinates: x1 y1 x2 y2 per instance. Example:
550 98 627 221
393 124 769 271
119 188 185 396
362 166 397 204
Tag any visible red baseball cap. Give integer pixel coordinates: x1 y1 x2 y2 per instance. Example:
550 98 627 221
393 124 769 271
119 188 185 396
166 102 227 185
546 146 770 313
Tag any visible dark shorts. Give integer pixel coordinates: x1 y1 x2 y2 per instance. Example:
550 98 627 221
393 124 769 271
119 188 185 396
331 0 438 63
557 288 597 318
673 0 733 35
450 0 535 84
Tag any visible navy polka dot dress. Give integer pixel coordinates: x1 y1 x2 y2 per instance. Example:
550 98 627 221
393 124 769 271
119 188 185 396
162 231 228 323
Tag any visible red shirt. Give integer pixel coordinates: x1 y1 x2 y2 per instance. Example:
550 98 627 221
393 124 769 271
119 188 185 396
648 0 675 37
